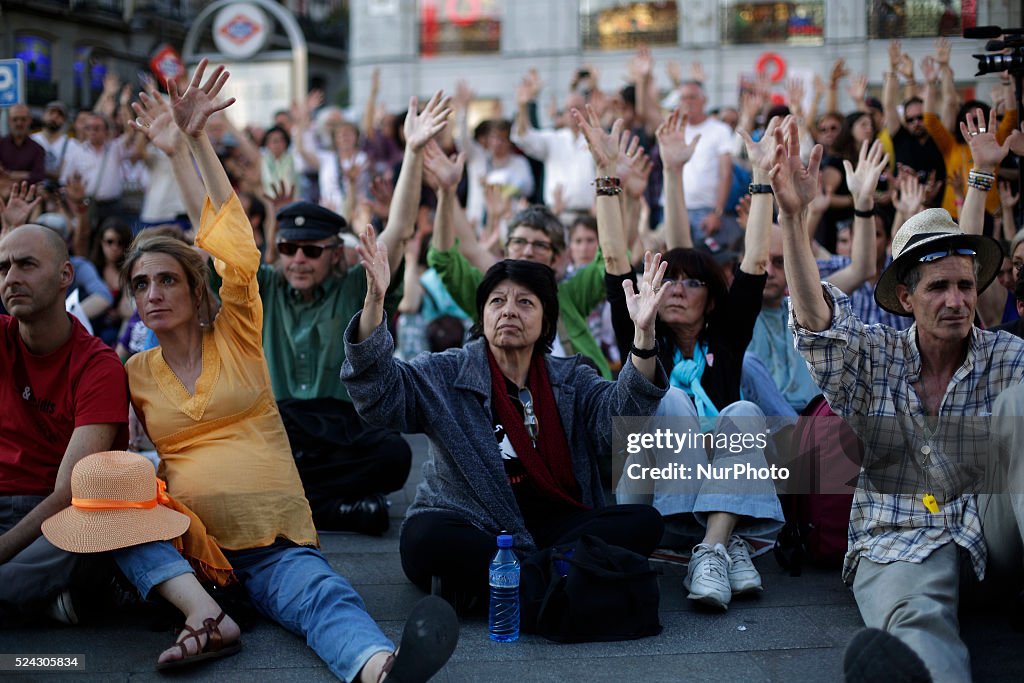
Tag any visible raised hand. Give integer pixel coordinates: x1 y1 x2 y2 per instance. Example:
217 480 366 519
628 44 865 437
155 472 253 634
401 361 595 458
572 104 623 173
785 78 805 115
846 74 868 104
999 181 1019 209
768 119 824 217
829 58 849 85
623 251 669 336
627 45 654 82
454 80 473 111
130 85 180 155
935 37 951 66
961 108 1010 170
62 172 86 206
357 224 390 304
168 59 236 138
888 40 902 71
809 179 833 214
516 69 542 106
665 59 682 87
920 56 938 84
843 139 890 207
404 90 453 152
618 136 652 199
690 61 706 85
422 139 465 192
264 179 295 212
893 171 925 217
0 182 42 229
368 174 394 220
739 115 786 173
898 53 915 81
656 107 700 171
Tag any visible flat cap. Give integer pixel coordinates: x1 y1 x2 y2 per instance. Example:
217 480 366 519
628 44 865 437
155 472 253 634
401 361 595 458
276 201 348 242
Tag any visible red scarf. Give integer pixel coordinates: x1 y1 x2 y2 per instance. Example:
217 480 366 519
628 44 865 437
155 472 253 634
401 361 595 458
486 347 588 510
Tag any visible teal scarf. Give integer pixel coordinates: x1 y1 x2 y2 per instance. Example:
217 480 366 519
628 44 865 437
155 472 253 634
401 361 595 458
670 343 720 430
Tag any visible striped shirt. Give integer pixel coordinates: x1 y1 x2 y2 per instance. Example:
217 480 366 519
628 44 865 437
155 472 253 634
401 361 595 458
791 282 1024 583
817 255 911 331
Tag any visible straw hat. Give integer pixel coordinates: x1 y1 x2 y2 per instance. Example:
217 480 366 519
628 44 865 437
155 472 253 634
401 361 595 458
42 451 189 554
874 208 1001 316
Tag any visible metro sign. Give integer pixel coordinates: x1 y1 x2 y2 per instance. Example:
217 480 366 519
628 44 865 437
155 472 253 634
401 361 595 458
219 14 262 46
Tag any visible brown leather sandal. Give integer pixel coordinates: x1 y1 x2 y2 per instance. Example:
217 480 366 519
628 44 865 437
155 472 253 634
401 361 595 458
155 611 243 671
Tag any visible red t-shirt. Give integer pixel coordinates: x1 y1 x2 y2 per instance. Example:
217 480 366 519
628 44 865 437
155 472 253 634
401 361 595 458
0 314 129 496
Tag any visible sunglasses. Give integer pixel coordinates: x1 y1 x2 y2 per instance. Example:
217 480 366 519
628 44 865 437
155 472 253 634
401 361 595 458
507 237 554 253
917 247 977 264
905 115 925 123
277 242 337 258
662 277 706 290
517 387 539 443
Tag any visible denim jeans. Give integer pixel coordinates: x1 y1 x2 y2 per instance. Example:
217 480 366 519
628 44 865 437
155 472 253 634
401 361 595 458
637 392 785 541
114 539 394 682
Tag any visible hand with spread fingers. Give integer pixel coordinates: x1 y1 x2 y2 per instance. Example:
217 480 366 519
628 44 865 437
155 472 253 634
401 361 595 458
358 225 390 306
404 90 453 152
572 104 624 175
893 172 925 218
169 59 237 138
740 115 787 175
130 84 180 156
617 132 652 199
623 251 669 338
961 108 1010 171
0 181 42 231
843 139 890 209
423 140 466 192
656 107 701 172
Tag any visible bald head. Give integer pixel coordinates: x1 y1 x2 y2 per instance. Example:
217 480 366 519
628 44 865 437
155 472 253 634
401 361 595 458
1 224 71 264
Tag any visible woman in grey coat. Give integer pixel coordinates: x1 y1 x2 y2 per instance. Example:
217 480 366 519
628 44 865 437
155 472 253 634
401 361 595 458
342 232 671 610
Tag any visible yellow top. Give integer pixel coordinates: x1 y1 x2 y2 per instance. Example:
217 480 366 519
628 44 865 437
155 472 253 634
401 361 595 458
126 195 317 551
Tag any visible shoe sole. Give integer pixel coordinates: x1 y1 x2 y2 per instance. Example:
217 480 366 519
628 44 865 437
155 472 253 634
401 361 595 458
155 641 243 671
686 591 730 611
387 596 460 683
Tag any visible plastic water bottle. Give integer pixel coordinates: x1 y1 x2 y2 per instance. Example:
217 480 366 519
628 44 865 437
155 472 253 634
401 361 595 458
488 533 520 642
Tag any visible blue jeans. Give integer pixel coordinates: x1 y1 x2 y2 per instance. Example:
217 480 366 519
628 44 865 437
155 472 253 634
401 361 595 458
647 393 785 541
113 540 394 682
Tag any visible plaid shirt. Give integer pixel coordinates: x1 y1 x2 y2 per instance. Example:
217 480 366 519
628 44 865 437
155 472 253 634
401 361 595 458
792 282 1024 583
816 256 911 331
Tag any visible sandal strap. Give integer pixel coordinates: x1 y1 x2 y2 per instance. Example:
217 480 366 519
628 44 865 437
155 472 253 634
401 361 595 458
376 653 396 683
173 611 230 657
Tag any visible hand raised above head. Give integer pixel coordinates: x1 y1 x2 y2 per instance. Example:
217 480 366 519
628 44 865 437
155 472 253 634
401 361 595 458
843 139 890 207
961 108 1010 171
422 139 465 192
656 107 700 171
130 86 179 156
623 251 669 336
404 90 453 152
768 118 823 218
572 104 624 173
356 225 390 304
168 59 236 139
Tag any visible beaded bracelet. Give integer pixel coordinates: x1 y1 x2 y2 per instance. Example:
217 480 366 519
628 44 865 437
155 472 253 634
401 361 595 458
967 169 995 192
594 176 623 196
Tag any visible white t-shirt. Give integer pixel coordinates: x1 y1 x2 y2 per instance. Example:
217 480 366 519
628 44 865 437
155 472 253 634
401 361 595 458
140 144 186 223
30 131 72 178
511 125 595 212
60 138 129 202
675 116 734 210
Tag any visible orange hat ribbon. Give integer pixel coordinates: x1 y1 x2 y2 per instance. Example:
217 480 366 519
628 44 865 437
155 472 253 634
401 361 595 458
72 478 170 511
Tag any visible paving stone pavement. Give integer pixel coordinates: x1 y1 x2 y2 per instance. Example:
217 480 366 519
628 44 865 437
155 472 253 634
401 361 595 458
1 434 1019 681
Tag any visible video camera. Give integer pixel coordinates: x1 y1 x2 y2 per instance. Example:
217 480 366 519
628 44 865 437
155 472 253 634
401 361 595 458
966 26 1024 76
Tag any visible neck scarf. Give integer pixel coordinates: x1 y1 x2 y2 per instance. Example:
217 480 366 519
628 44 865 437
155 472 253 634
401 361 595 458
670 343 721 426
486 347 587 510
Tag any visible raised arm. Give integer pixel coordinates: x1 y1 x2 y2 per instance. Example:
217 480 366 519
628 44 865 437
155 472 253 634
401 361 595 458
826 140 887 293
379 91 452 275
657 107 699 250
959 108 1011 235
825 58 848 116
573 105 630 275
622 251 670 381
883 41 903 135
167 60 236 211
129 81 205 227
769 118 830 330
738 115 787 275
356 225 389 342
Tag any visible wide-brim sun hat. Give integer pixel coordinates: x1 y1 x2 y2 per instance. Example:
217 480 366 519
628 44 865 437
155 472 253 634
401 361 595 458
42 451 189 554
874 208 1002 316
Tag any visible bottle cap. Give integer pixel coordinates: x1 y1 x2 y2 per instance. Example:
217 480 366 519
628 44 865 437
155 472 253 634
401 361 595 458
497 533 513 548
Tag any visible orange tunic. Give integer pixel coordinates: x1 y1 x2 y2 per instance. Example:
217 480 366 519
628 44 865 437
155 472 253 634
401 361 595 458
127 195 317 551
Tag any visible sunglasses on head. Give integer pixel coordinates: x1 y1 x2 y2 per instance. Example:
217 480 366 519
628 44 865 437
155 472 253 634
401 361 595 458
277 242 337 258
517 386 539 443
917 247 977 264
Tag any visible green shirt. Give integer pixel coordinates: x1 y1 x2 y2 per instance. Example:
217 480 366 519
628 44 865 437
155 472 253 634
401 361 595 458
426 243 611 378
211 263 403 402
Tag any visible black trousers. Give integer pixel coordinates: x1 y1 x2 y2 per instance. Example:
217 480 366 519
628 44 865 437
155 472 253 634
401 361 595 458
400 504 664 606
278 398 412 527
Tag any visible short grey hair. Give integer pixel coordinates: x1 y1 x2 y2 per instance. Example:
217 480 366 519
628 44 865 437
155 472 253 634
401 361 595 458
899 257 982 295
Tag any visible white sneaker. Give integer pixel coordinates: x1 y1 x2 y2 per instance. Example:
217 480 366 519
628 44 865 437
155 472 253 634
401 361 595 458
726 535 763 595
684 543 732 610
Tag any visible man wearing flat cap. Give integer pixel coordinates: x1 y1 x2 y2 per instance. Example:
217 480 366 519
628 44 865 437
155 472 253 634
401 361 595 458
31 101 74 183
209 97 452 535
769 117 1024 683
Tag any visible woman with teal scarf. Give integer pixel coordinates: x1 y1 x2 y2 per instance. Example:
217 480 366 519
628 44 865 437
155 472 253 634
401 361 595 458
579 108 786 611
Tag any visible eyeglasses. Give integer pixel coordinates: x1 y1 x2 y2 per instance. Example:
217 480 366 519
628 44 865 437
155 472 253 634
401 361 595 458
507 237 554 253
662 278 706 290
517 387 539 443
277 242 337 258
917 247 977 264
102 238 124 247
905 115 925 123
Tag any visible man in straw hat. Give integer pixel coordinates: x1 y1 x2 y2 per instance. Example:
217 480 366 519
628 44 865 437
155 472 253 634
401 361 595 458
769 114 1024 682
0 219 129 623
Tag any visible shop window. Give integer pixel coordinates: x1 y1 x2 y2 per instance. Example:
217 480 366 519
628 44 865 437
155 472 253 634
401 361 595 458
14 35 53 82
868 1 970 39
419 0 502 57
580 1 678 51
720 2 825 46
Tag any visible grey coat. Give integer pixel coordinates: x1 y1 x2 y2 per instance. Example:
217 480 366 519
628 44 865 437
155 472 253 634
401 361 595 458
341 313 668 551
